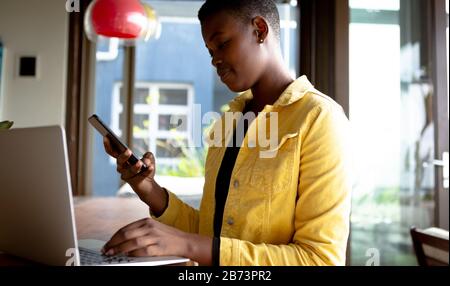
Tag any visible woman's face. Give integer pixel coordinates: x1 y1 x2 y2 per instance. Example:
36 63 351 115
201 11 267 92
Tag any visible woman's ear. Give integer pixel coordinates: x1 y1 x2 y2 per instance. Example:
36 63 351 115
252 16 269 44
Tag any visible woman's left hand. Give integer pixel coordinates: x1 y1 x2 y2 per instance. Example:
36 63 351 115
101 218 213 265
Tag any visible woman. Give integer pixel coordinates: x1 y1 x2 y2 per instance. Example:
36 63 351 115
101 0 351 266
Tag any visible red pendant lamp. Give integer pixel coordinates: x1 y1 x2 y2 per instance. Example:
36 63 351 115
85 0 160 43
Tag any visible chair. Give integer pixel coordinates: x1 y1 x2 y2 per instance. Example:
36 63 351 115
410 227 449 266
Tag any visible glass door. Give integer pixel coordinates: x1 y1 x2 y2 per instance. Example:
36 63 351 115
349 0 449 265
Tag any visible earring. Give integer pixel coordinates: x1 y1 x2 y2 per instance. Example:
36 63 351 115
255 31 264 44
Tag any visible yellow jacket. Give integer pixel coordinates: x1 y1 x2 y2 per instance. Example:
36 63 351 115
152 76 352 266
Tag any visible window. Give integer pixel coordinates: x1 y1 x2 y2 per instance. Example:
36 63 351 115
349 2 405 266
349 0 449 265
111 82 194 169
349 0 399 10
88 1 299 199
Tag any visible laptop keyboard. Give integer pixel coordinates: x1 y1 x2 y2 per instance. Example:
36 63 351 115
79 247 136 265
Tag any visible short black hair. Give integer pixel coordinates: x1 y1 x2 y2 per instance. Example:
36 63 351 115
198 0 281 41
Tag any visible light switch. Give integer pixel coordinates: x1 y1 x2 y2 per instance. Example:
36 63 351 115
19 56 37 77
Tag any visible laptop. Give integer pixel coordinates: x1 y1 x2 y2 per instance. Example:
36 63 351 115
0 126 189 266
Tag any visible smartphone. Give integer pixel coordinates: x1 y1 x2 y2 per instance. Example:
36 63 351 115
88 114 148 170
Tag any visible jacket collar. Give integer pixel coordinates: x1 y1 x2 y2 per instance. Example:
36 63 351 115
227 75 314 112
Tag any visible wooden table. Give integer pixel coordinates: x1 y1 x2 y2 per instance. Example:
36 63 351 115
74 197 151 241
0 197 189 265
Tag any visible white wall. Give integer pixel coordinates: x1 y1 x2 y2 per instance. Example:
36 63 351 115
0 0 68 128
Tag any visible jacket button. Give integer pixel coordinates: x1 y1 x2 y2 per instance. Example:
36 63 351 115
233 180 239 189
227 217 234 225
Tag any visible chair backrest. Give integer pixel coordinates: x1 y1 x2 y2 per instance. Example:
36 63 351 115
410 227 449 266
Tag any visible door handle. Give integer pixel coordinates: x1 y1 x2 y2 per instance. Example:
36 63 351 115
422 152 449 189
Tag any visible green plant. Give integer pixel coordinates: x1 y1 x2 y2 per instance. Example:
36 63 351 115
156 119 217 177
374 187 400 204
157 135 208 177
0 120 13 130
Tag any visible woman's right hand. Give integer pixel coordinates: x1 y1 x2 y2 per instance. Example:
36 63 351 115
102 137 172 217
103 137 169 215
103 137 156 192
